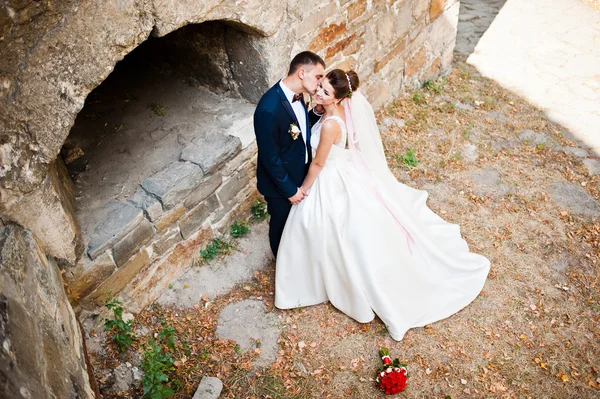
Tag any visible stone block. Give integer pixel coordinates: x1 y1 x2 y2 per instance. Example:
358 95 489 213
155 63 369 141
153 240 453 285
87 201 144 260
583 158 600 176
119 226 214 314
430 0 446 22
3 160 80 264
326 33 357 60
67 252 117 304
112 219 155 267
180 195 221 239
413 0 430 20
193 376 223 399
81 249 150 308
213 188 257 233
183 173 223 210
423 57 442 81
141 162 204 209
374 35 407 73
549 182 600 217
0 224 95 398
180 133 242 175
427 1 459 56
152 226 183 256
127 187 163 222
217 169 251 206
405 46 427 77
221 141 257 177
347 0 367 21
309 22 347 52
154 204 186 232
296 2 338 40
364 80 391 110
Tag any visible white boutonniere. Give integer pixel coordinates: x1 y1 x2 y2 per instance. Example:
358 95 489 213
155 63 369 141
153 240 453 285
289 123 301 140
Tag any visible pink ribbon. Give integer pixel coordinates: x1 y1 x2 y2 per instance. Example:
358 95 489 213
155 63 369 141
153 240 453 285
344 98 416 254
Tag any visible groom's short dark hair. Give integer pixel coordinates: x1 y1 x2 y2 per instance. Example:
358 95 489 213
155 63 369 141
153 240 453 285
288 51 326 75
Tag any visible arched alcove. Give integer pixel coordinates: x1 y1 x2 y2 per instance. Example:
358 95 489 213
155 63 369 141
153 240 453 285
59 20 265 305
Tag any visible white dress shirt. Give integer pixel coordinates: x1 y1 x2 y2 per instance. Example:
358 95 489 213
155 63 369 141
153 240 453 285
279 80 308 163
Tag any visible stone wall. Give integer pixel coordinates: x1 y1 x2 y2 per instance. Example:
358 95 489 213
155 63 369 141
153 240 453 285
0 0 460 316
70 139 259 315
0 224 96 398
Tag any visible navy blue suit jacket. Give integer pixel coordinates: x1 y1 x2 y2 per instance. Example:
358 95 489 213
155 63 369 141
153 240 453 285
254 83 315 199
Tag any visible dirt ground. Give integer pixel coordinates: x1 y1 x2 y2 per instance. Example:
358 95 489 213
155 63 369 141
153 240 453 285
91 58 600 399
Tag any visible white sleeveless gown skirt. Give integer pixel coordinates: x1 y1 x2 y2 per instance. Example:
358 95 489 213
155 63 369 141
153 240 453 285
274 116 490 341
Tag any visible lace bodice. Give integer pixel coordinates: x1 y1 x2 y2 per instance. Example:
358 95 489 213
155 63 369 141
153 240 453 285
310 115 348 160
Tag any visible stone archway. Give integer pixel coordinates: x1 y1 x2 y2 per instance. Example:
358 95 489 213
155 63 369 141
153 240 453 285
57 20 275 313
63 20 266 266
0 0 288 266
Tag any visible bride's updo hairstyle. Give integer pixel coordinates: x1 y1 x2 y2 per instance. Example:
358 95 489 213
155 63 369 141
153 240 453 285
326 69 360 101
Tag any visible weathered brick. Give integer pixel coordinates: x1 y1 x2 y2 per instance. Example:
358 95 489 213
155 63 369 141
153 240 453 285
405 46 427 77
217 168 251 205
112 219 155 267
81 249 150 308
154 204 186 232
127 187 163 222
326 33 357 59
348 0 367 21
430 0 446 22
87 201 144 260
183 173 223 210
67 252 117 304
141 162 204 209
374 35 407 73
180 133 242 175
152 226 183 256
364 80 391 110
309 22 347 52
180 194 220 239
424 57 442 80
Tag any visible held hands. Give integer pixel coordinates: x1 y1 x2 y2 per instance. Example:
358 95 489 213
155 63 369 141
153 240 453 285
288 188 305 205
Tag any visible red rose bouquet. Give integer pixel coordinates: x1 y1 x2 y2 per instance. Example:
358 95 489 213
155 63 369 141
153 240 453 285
376 348 408 395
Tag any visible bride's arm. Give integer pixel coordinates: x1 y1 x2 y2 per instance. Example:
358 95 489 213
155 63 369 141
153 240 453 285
300 120 341 193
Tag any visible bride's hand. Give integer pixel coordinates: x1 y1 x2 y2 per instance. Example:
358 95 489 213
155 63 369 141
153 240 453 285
300 186 309 196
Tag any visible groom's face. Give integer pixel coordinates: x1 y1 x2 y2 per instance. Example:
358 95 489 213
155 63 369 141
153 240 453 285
299 63 325 95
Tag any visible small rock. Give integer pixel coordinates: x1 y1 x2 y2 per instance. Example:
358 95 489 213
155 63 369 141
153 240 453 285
294 361 308 374
471 168 510 197
454 100 475 111
549 182 600 216
135 325 150 337
216 299 281 367
112 364 134 392
461 143 479 162
562 147 588 158
583 158 600 176
381 116 406 129
121 312 134 324
518 129 560 149
132 366 143 381
486 110 507 122
192 376 223 399
491 137 517 151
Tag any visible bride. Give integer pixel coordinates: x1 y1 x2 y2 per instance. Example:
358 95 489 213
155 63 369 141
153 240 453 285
274 69 490 341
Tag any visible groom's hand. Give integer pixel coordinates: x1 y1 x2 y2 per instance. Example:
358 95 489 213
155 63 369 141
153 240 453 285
288 188 305 205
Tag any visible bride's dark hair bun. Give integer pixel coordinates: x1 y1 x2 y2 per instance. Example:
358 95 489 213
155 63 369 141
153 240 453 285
326 69 360 100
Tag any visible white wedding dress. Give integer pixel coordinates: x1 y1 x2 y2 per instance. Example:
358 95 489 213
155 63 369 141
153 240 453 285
275 99 490 341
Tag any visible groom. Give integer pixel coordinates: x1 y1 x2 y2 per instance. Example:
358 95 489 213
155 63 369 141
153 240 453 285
254 51 326 257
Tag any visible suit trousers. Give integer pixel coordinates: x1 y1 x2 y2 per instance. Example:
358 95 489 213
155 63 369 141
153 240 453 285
265 196 292 258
